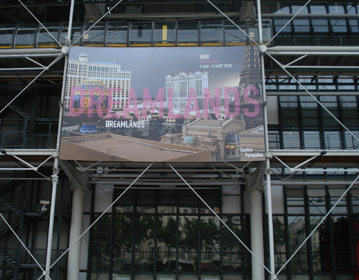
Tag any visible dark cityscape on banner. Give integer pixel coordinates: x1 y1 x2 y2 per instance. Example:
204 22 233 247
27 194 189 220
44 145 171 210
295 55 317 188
59 46 264 162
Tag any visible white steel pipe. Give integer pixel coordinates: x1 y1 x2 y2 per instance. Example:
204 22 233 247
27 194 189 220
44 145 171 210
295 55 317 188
258 0 277 277
67 187 85 280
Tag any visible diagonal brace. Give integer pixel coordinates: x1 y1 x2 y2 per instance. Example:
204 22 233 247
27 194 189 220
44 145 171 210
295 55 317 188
42 163 153 277
168 163 273 276
0 213 45 273
276 173 359 275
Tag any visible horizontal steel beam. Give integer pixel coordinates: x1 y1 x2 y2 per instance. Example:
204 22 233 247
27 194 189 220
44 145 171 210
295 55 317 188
106 12 240 20
0 149 56 156
267 46 359 55
267 91 359 96
270 149 359 157
0 49 62 57
263 14 359 19
271 180 359 186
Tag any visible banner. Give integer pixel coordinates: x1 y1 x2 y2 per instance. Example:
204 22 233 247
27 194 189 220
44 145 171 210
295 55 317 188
60 46 264 162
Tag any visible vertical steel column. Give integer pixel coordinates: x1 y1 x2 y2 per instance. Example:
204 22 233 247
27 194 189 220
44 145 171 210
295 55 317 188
44 1 75 279
256 0 277 279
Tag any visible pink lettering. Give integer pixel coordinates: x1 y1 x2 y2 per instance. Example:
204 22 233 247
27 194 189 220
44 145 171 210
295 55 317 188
203 87 221 119
183 88 201 119
123 88 140 118
243 86 260 118
141 88 165 118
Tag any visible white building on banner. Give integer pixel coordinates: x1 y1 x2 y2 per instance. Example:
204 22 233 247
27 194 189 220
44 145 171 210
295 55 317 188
65 52 131 110
166 71 209 110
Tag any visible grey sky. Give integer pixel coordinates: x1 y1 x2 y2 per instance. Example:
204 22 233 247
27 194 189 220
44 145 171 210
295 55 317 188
69 46 246 97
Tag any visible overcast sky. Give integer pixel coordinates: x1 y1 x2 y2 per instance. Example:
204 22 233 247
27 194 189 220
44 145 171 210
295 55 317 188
69 46 246 97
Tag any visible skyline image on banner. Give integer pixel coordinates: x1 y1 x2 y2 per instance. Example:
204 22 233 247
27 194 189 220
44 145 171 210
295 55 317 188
60 46 265 163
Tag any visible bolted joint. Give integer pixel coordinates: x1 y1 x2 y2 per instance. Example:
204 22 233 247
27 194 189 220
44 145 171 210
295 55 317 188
51 174 59 184
259 45 267 53
65 37 72 47
265 168 271 175
61 45 70 54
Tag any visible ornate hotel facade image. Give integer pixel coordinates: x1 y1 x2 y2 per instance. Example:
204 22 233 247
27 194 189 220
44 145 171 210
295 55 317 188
0 1 359 280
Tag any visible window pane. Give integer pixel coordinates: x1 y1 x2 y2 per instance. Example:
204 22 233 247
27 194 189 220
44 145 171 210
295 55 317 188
154 23 175 45
310 217 331 272
328 5 345 15
130 23 152 45
324 131 341 149
113 215 133 273
157 216 177 273
331 19 347 32
107 24 128 46
292 5 308 14
283 131 300 149
201 22 223 44
303 131 320 149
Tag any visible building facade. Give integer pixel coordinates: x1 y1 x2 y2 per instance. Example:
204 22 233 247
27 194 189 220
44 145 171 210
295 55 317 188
66 52 131 110
166 71 209 110
0 1 358 280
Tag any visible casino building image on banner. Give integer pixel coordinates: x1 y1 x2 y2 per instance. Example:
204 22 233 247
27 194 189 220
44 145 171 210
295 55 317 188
65 52 132 111
0 1 359 280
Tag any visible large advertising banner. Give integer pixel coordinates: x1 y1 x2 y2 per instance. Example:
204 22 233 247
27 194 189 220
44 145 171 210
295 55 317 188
60 46 264 162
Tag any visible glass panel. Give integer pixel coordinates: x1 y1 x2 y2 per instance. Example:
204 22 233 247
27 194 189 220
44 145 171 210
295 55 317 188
324 131 341 149
177 22 199 44
222 215 247 273
157 216 177 273
134 215 155 272
37 27 60 46
154 23 175 45
113 215 134 273
179 215 198 272
345 131 359 149
303 131 320 149
346 4 358 14
280 96 298 107
269 131 280 149
273 3 290 14
288 215 308 272
61 25 82 45
312 19 329 33
130 23 152 45
308 189 326 215
274 19 292 33
292 5 308 14
0 27 15 47
92 214 113 271
273 216 286 256
225 23 247 44
310 5 327 14
329 189 348 215
328 4 345 15
201 22 223 44
83 24 106 46
15 26 37 47
283 131 300 149
349 19 359 32
293 19 310 32
331 19 347 33
310 217 330 272
247 22 259 43
200 217 220 273
331 216 351 272
107 24 128 45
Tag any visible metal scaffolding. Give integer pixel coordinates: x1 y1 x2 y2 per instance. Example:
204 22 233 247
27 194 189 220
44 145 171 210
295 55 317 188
0 0 358 279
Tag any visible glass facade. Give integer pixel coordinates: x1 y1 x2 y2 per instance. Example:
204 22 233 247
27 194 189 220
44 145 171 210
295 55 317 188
88 189 251 280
